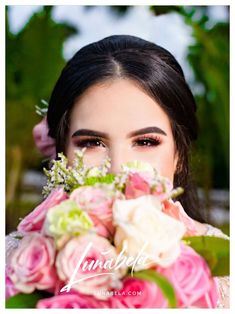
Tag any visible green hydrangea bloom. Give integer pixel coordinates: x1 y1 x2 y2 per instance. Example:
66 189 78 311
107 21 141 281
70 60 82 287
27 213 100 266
44 200 93 238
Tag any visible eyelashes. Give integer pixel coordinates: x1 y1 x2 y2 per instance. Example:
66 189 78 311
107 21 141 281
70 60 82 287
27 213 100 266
74 138 105 149
73 136 161 149
134 136 161 147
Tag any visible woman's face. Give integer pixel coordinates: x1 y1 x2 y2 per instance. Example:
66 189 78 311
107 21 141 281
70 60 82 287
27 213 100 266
66 79 178 182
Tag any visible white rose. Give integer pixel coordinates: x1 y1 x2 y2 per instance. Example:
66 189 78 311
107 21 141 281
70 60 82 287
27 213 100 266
112 195 186 269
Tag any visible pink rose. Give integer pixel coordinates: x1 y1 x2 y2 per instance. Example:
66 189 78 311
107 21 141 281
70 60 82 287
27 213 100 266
156 244 218 308
5 266 19 299
191 278 218 308
8 233 57 293
162 200 197 236
37 291 109 308
109 277 167 308
70 186 119 238
125 172 151 199
18 187 68 234
56 234 125 299
32 116 56 159
124 172 174 202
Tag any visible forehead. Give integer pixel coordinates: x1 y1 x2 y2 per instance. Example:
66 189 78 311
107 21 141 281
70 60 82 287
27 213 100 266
69 78 172 134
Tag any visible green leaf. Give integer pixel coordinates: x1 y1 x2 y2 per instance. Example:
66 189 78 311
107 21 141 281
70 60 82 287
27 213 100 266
6 290 52 308
184 236 230 276
133 269 177 308
84 174 115 186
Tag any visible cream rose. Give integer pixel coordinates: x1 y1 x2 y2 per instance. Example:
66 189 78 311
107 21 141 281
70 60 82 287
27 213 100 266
112 195 186 269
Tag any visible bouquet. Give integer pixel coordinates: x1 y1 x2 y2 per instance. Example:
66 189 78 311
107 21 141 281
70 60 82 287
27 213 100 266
6 149 229 308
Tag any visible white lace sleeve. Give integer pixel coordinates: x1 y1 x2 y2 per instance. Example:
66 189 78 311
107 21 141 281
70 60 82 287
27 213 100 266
5 231 24 265
204 224 230 308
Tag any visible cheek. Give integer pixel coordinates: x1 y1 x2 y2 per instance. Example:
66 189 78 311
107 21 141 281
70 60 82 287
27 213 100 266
83 152 107 167
140 148 177 182
156 157 176 182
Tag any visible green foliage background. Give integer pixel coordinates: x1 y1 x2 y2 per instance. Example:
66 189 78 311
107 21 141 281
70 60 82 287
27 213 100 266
6 6 229 233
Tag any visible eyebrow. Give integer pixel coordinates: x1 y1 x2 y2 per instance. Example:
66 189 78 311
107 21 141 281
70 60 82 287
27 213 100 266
128 126 167 137
72 126 167 138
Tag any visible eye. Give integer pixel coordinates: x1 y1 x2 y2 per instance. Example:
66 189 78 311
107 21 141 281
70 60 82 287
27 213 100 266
73 138 106 149
133 136 161 147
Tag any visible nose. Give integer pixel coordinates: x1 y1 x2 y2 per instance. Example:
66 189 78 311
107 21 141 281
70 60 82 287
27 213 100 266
108 144 129 174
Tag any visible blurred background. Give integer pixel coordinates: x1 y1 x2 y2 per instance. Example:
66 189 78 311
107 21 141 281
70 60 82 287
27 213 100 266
6 5 229 235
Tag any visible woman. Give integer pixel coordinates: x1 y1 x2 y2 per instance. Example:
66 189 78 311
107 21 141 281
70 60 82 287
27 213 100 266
8 35 229 307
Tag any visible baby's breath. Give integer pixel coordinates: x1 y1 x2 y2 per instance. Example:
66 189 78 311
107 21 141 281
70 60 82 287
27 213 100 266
42 149 113 197
42 149 183 201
